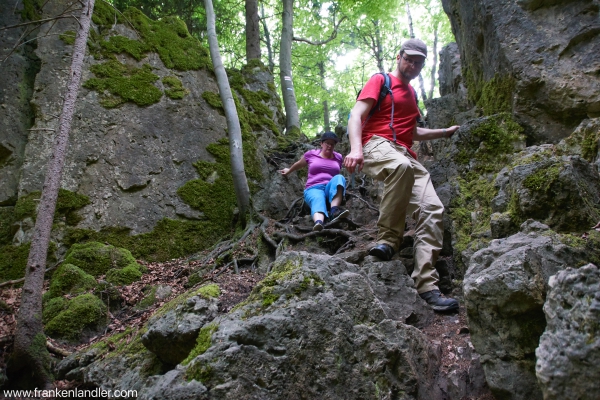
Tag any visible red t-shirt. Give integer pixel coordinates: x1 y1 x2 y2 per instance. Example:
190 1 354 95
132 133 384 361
357 73 419 158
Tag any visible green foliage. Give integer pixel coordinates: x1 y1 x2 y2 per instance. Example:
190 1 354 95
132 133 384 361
44 294 107 341
182 323 218 365
136 286 158 309
83 60 162 107
162 76 188 99
59 30 76 45
45 263 97 299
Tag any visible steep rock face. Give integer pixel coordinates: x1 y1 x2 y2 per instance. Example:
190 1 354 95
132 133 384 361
441 0 600 143
535 264 600 400
463 221 597 400
14 0 284 250
0 5 40 206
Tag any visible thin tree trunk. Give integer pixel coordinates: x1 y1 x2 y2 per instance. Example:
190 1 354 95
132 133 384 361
8 0 95 389
260 3 274 72
280 0 300 132
245 0 260 62
428 22 439 100
405 1 427 101
204 0 250 225
318 62 330 131
374 19 385 73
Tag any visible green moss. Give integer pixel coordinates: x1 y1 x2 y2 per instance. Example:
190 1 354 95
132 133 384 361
83 59 162 107
182 323 218 365
478 74 515 116
448 176 497 275
151 284 220 319
162 76 188 99
581 127 599 162
59 30 76 45
106 264 143 285
45 263 97 299
21 0 43 21
202 91 223 110
0 207 16 246
196 283 220 299
0 244 30 282
92 2 210 71
136 286 158 309
14 189 90 225
100 36 150 61
44 294 107 341
42 297 68 324
63 241 139 277
522 164 561 193
456 114 524 173
185 360 213 383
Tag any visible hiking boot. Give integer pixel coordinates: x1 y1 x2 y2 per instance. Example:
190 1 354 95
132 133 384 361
329 208 350 223
368 243 395 261
313 221 324 232
419 290 459 312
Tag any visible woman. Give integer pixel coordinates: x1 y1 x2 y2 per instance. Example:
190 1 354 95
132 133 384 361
279 132 349 231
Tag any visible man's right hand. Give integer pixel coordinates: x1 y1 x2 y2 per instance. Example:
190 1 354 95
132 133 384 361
343 151 364 173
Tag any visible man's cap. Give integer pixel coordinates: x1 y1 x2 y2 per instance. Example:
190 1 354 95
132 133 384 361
400 38 427 58
321 131 339 143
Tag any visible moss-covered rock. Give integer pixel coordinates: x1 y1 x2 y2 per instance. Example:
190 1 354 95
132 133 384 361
44 294 107 341
162 76 188 99
0 244 30 283
63 241 144 282
13 189 90 224
45 263 97 300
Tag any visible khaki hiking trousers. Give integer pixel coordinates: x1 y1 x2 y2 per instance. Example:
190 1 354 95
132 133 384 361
363 135 443 294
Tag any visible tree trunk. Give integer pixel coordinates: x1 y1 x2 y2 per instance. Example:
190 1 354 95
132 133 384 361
280 0 300 132
260 3 275 72
318 62 330 131
204 0 250 225
428 22 439 100
405 1 427 101
374 19 385 73
245 0 260 62
8 0 95 389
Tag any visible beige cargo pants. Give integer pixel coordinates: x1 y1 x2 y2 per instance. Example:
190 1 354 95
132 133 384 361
362 135 443 294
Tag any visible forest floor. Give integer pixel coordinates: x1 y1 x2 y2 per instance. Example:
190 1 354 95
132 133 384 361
0 210 494 399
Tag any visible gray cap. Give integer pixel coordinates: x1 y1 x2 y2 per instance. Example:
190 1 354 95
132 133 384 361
400 38 427 58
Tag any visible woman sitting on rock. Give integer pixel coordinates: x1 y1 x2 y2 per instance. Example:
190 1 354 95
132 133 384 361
278 132 349 231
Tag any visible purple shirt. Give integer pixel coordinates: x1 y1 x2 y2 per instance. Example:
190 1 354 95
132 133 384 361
304 149 343 189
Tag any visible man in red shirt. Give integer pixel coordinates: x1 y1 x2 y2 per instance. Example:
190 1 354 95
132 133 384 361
344 38 460 312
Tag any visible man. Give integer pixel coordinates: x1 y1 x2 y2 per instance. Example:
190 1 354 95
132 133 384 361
343 38 460 312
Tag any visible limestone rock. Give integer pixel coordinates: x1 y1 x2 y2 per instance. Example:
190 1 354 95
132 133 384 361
535 264 600 400
464 221 595 399
442 0 600 143
141 292 219 365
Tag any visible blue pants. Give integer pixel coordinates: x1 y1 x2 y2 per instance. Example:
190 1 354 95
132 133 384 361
303 174 346 218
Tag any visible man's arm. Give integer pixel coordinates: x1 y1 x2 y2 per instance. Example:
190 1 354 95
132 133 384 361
344 98 375 173
414 125 460 141
278 155 308 176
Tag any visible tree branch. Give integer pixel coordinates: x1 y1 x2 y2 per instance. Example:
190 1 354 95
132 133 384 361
293 16 347 45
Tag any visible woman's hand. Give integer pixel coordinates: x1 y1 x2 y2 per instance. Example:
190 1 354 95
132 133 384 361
278 168 291 176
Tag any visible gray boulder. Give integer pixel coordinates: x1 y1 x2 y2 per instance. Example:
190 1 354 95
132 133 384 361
142 292 219 365
535 264 600 400
464 220 596 400
442 0 600 143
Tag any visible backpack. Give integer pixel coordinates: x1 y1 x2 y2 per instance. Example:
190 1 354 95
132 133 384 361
358 72 420 143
